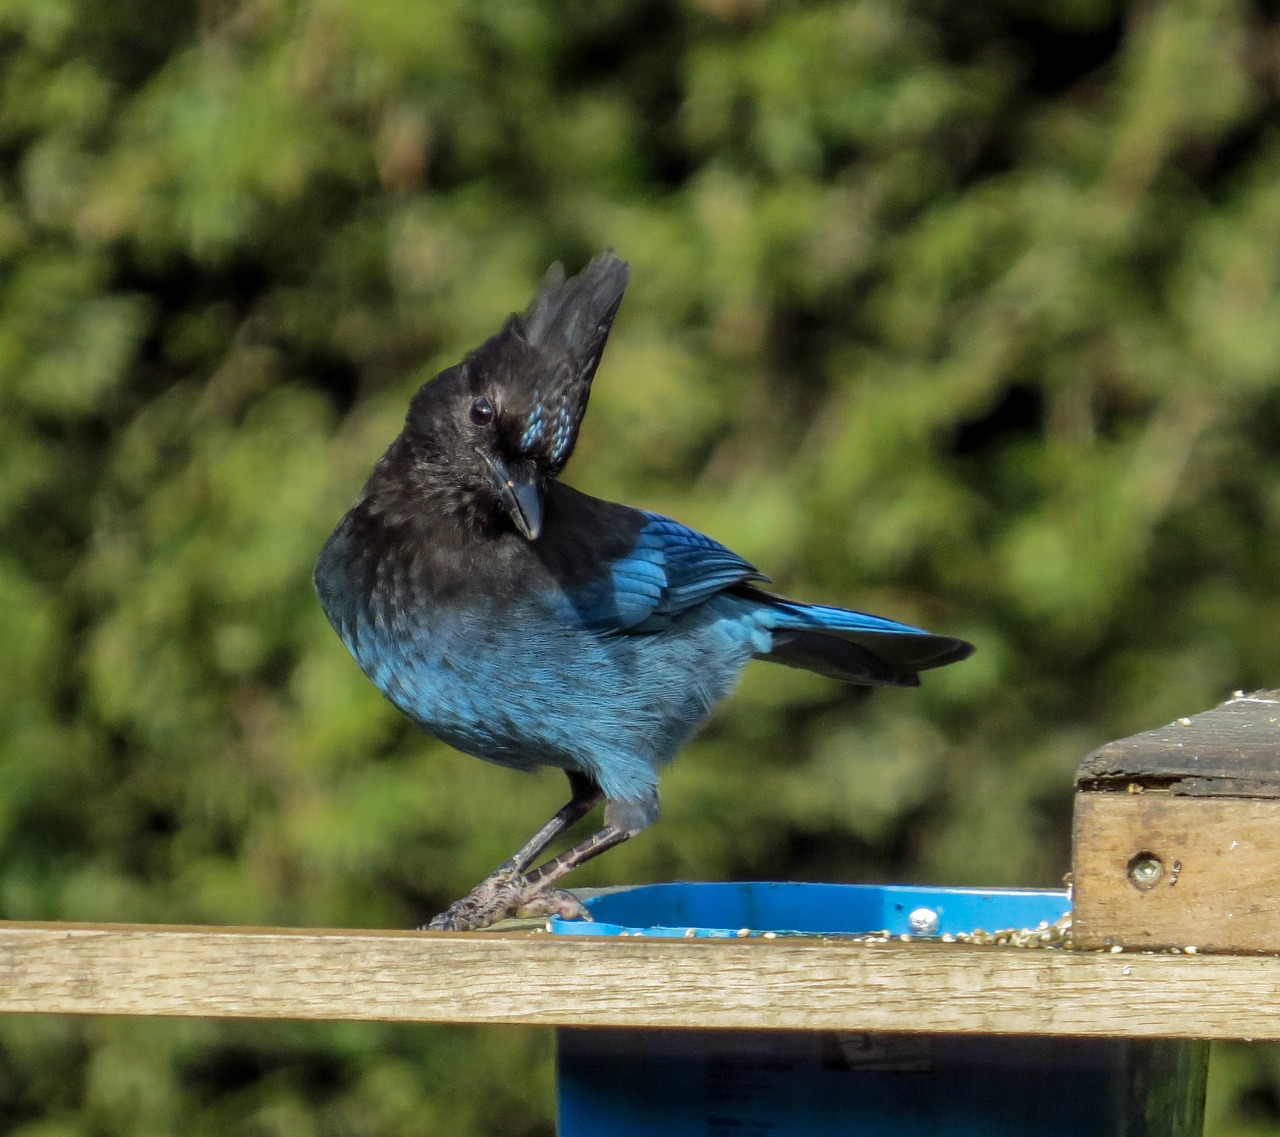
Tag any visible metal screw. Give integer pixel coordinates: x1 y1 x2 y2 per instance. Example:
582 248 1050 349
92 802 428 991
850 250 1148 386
1127 852 1164 890
907 907 941 936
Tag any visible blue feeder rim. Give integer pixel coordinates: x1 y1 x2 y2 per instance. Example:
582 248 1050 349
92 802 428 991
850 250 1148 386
550 881 1070 939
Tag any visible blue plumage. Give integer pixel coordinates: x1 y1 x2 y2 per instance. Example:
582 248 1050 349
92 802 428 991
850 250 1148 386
314 252 973 930
560 512 764 632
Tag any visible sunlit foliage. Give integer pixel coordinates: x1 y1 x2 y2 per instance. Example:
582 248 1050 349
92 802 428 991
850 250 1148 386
1 0 1278 1132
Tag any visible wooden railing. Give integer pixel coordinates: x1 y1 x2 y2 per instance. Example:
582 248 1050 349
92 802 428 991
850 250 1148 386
1 691 1276 1043
0 920 1277 1037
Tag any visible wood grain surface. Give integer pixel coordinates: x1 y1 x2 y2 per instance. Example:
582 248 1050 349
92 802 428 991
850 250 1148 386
1073 792 1280 952
1077 690 1280 796
0 920 1278 1038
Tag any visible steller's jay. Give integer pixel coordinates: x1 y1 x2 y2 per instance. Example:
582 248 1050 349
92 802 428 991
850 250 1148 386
315 253 973 931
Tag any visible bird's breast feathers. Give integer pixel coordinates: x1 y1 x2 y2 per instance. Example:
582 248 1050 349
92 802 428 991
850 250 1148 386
316 512 759 799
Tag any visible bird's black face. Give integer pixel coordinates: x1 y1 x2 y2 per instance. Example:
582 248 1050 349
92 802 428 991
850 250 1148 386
404 363 546 541
391 252 630 541
462 388 544 541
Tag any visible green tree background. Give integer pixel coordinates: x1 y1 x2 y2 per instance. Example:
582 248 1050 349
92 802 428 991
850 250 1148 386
1 0 1278 1132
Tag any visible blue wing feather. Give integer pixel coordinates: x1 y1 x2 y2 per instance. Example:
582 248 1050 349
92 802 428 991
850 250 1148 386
641 514 768 618
563 513 766 633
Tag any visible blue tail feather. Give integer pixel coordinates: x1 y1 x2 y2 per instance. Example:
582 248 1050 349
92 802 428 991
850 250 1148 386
767 599 933 638
738 588 974 686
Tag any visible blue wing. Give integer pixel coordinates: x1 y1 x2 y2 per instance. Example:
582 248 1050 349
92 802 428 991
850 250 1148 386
563 512 767 633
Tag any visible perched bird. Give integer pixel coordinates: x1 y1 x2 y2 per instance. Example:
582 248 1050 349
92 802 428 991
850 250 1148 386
315 253 973 931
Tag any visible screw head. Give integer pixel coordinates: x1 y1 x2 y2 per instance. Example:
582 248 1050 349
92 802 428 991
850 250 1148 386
907 907 941 936
1127 852 1165 890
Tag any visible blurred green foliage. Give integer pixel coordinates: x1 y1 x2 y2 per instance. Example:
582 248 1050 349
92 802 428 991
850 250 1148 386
1 0 1278 1132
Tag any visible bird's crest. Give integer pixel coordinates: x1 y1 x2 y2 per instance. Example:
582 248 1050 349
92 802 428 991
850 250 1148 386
473 252 630 475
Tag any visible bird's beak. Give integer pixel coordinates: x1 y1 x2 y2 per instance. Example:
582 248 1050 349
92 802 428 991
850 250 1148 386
480 452 543 541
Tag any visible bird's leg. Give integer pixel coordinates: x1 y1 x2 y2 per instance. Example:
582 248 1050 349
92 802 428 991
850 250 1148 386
423 773 603 931
503 798 653 920
520 821 633 890
424 794 654 932
494 772 604 876
432 821 639 931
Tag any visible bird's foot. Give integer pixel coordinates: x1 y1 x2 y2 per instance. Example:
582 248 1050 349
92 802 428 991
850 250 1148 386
422 870 591 931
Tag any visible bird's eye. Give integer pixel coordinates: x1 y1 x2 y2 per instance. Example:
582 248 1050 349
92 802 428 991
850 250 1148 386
470 396 495 426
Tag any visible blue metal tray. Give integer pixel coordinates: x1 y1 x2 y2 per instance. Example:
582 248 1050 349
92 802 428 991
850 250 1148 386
550 880 1070 939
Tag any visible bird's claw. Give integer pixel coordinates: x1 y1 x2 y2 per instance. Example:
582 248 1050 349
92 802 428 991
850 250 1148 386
422 871 591 931
515 886 591 922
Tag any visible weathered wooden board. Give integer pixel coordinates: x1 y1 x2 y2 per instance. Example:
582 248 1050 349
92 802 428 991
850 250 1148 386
0 921 1278 1038
1073 689 1280 952
1073 792 1280 952
1077 690 1280 796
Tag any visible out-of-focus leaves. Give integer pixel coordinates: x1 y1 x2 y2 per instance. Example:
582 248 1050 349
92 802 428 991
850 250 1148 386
0 0 1278 1133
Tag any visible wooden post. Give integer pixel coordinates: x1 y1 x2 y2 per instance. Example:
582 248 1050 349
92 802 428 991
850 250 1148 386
1073 690 1280 952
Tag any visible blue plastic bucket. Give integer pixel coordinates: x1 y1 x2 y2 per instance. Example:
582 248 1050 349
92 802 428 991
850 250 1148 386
551 882 1205 1137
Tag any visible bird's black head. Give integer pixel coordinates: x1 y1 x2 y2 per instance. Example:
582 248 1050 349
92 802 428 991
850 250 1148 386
393 252 630 541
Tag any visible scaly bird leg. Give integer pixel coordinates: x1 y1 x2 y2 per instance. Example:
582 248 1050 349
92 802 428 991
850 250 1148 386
495 773 604 876
423 773 604 931
520 822 633 889
424 792 651 932
424 823 636 931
